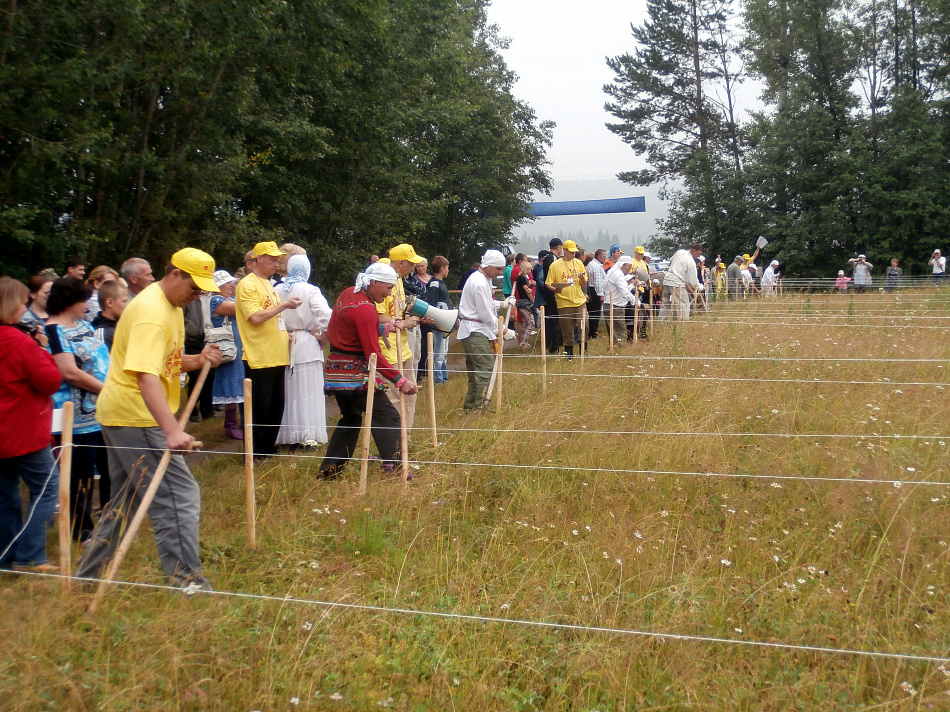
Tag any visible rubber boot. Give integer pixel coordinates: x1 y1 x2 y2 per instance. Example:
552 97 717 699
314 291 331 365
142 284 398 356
224 406 244 440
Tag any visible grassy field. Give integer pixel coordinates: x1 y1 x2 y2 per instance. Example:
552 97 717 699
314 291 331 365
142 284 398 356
3 291 950 711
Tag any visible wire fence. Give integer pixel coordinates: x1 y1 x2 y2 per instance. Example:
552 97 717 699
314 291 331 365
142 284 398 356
8 285 950 674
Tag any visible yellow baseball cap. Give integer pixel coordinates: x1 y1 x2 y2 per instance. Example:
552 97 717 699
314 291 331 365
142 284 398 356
563 239 581 252
170 248 219 292
377 257 391 265
389 243 423 263
252 241 284 258
634 246 645 254
742 253 751 261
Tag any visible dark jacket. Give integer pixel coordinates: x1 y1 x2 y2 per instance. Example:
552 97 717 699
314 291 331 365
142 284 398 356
91 312 118 352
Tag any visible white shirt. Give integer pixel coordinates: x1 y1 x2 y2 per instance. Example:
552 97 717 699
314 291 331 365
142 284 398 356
275 281 332 364
932 256 946 274
458 270 501 340
605 266 638 307
663 249 700 289
762 266 777 287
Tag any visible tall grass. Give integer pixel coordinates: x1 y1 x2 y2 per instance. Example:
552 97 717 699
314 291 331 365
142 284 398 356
2 291 949 710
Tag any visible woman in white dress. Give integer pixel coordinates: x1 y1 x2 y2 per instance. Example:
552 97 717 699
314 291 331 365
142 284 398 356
275 254 333 447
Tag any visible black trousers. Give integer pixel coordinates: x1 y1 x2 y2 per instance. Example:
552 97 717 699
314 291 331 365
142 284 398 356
543 298 562 352
54 430 109 540
319 388 401 476
588 293 602 337
244 363 285 458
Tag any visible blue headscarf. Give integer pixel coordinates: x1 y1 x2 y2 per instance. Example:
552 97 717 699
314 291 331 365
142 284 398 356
283 254 311 288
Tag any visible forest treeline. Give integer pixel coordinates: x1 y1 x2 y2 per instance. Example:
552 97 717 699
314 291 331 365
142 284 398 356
0 0 552 291
606 0 950 275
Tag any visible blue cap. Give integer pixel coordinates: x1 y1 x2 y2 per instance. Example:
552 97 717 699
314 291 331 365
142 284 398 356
610 244 623 256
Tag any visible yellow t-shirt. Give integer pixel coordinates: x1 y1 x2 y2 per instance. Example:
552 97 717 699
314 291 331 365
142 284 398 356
375 278 411 365
545 257 587 308
235 274 290 369
97 283 184 427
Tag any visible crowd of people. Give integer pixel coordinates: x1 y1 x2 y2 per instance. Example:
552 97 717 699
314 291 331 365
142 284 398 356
1 239 945 587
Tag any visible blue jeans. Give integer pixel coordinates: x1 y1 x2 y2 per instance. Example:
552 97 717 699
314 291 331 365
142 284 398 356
0 446 59 568
432 331 448 383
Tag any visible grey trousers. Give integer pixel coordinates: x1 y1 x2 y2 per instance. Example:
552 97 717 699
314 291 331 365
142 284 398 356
76 425 209 589
659 285 691 321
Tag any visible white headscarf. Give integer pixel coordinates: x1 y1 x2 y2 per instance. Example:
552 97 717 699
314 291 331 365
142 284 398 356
355 262 398 292
283 254 311 288
481 250 506 269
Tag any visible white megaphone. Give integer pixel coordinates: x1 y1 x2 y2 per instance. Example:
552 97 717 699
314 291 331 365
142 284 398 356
404 294 459 334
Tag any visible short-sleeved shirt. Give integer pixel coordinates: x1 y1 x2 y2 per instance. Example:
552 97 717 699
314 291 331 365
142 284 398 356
97 282 184 427
46 321 110 435
545 257 587 308
235 273 290 369
376 278 411 364
515 273 532 302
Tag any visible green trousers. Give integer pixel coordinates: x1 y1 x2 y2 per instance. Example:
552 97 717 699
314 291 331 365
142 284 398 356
461 332 495 411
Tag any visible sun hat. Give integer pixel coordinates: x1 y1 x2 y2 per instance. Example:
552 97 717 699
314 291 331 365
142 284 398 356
251 241 283 258
171 248 219 292
212 269 237 288
389 243 423 264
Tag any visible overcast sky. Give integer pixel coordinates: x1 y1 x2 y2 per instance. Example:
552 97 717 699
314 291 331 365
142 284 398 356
484 0 663 241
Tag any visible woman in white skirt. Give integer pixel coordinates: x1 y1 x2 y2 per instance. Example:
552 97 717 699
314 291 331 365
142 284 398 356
276 254 333 447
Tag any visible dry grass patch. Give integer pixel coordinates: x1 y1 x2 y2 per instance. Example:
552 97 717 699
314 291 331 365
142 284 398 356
2 290 950 710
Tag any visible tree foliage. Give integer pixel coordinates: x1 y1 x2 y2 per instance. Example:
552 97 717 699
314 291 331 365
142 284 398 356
0 0 552 292
606 0 950 275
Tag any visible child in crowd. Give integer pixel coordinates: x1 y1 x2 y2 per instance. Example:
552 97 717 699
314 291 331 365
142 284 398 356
91 280 129 351
835 270 851 293
885 258 903 293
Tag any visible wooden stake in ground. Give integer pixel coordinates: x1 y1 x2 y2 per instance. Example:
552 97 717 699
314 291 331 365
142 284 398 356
358 353 378 496
608 294 614 354
88 362 210 614
394 327 409 489
633 294 639 344
485 303 513 407
243 377 256 549
58 401 74 592
496 314 505 410
650 288 655 337
426 330 437 446
580 305 587 360
540 305 547 394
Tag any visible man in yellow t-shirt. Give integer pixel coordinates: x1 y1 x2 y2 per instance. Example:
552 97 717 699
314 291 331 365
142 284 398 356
77 248 223 591
376 244 428 428
235 241 303 459
545 239 588 359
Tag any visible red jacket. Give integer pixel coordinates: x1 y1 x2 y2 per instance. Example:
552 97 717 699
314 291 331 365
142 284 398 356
0 326 61 458
327 288 401 382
